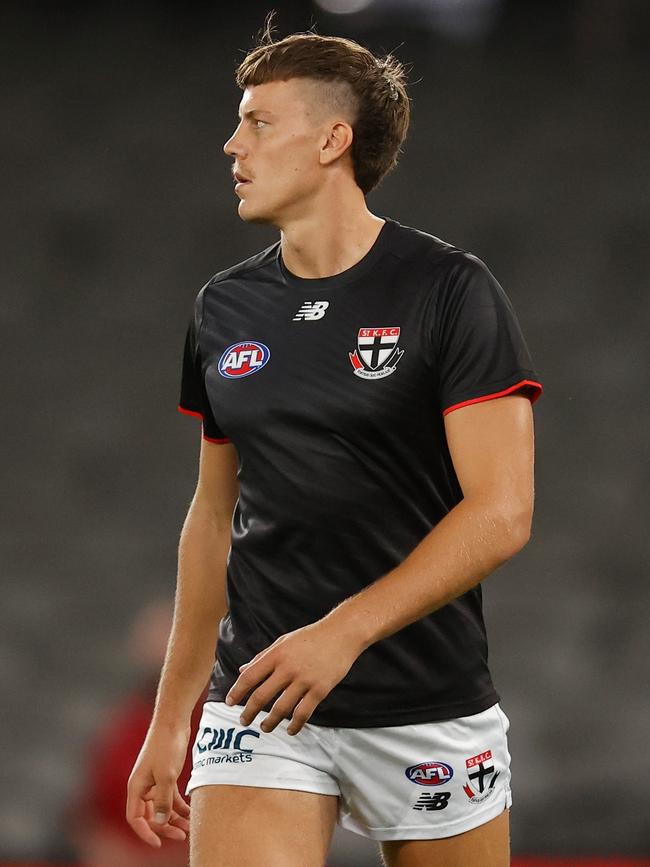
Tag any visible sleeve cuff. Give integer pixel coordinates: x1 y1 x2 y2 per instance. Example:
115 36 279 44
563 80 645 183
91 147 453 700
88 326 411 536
177 405 231 444
442 378 543 417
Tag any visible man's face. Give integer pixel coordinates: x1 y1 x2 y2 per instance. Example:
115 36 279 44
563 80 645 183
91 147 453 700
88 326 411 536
223 79 331 226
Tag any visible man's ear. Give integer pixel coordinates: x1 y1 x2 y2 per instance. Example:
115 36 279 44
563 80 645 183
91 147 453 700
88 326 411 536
319 121 354 166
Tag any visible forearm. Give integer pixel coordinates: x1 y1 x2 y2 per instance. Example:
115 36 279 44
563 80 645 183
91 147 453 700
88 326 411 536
324 495 531 651
152 498 231 728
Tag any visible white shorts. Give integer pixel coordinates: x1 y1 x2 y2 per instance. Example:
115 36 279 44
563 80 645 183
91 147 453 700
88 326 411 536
186 700 512 841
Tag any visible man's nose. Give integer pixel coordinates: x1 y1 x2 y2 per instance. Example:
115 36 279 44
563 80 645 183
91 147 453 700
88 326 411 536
223 130 243 157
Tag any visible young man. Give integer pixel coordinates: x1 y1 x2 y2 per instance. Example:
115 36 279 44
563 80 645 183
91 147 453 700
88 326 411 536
127 30 543 867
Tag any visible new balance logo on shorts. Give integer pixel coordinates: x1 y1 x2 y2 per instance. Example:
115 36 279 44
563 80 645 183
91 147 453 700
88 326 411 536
412 792 451 811
292 300 330 321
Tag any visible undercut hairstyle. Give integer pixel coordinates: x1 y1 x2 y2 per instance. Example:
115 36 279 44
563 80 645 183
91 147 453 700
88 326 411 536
235 27 411 194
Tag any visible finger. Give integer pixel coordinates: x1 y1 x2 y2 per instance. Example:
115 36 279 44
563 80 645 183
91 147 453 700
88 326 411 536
127 788 162 848
239 637 282 671
145 800 188 841
168 808 191 834
260 683 309 733
164 796 190 834
239 671 292 726
126 772 153 825
173 786 191 818
148 779 175 828
154 819 187 841
131 814 163 847
127 776 162 848
239 652 260 670
287 691 323 736
226 654 276 707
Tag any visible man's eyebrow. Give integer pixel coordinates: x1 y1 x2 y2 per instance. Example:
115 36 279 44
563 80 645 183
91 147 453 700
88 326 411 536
238 108 275 120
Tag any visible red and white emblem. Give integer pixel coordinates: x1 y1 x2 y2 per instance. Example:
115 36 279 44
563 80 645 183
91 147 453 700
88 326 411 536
463 749 500 804
349 326 404 379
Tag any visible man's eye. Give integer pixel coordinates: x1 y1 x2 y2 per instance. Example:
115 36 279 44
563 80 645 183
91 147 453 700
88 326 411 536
253 119 267 129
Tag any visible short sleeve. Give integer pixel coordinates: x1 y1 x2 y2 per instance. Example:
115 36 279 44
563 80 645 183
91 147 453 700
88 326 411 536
434 252 543 416
178 290 230 443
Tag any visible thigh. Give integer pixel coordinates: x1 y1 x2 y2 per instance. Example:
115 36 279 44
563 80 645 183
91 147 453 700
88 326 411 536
190 784 338 867
381 808 510 867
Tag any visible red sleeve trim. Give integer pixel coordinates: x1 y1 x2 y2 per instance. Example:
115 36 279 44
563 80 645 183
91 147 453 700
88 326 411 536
178 404 203 420
177 405 231 444
442 379 543 417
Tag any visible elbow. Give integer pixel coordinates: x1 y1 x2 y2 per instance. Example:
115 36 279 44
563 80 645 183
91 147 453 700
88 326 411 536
496 505 533 560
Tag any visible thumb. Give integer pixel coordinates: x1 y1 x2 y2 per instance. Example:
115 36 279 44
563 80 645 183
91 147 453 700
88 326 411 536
153 782 174 826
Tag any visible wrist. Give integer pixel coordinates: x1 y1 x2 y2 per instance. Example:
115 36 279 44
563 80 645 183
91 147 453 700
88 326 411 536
322 597 378 655
151 707 192 734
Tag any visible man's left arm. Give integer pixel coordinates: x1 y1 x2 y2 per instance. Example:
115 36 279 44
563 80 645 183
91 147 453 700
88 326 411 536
227 392 535 733
323 391 535 644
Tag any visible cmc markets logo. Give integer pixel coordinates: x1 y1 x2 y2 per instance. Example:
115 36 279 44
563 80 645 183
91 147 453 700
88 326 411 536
196 725 260 754
405 761 454 786
218 341 270 378
194 725 260 768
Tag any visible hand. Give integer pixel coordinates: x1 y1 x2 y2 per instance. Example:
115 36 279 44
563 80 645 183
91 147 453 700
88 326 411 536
126 722 192 848
225 619 363 735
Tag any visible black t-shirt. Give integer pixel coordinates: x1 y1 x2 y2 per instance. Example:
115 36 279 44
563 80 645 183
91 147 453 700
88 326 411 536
179 218 542 727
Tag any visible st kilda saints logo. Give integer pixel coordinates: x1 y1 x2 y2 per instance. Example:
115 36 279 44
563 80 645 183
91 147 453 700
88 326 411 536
463 749 500 804
349 326 404 379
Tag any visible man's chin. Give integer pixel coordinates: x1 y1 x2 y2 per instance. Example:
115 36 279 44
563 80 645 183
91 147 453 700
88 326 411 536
237 200 274 225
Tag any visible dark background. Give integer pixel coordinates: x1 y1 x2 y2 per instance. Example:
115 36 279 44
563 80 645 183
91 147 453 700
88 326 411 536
1 0 649 862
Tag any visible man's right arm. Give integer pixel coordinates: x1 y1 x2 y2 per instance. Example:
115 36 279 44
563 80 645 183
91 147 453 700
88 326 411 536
126 438 239 847
154 438 239 726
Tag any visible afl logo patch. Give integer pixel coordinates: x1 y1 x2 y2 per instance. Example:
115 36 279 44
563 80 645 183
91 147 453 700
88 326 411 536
218 341 270 378
405 761 454 786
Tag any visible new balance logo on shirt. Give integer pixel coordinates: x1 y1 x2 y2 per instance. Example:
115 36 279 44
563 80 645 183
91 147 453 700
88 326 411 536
293 300 330 321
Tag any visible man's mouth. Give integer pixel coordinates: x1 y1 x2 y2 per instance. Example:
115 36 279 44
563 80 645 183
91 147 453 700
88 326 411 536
234 170 252 186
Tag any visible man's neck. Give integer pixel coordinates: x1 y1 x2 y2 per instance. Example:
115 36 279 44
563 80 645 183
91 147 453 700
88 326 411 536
279 191 385 279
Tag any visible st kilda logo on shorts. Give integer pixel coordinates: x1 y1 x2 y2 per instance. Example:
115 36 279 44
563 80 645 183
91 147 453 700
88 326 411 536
463 749 500 804
218 341 270 378
349 326 404 379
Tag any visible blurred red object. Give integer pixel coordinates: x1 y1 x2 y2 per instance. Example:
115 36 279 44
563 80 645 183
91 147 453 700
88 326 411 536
67 683 203 867
65 598 204 867
86 688 198 839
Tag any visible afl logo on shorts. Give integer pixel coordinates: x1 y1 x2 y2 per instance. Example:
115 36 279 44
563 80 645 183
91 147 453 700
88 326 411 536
218 341 270 378
405 761 454 786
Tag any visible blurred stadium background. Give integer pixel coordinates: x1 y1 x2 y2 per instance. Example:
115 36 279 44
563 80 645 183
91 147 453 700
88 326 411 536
1 0 649 864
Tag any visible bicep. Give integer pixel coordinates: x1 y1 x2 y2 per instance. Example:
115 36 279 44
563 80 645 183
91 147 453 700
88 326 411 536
443 393 535 529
